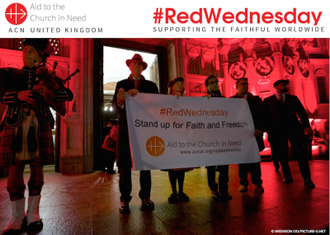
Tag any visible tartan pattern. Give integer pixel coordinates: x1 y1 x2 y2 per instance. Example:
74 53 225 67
0 66 56 166
0 123 54 167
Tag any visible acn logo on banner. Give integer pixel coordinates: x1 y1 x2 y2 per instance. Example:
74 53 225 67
146 136 165 157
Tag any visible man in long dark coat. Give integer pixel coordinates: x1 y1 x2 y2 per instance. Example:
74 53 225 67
263 79 315 188
112 54 159 214
230 78 265 193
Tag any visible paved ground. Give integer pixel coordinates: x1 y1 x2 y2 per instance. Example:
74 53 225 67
0 160 329 235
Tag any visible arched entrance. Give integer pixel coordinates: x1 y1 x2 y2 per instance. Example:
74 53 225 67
92 39 169 171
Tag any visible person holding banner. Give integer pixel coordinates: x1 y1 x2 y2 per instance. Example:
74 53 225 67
112 54 159 214
0 39 73 234
263 80 315 188
204 75 232 200
165 77 191 203
230 78 265 193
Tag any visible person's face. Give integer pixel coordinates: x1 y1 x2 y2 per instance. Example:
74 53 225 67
275 83 289 93
236 79 249 95
207 77 219 93
129 60 144 76
172 81 184 94
23 45 42 68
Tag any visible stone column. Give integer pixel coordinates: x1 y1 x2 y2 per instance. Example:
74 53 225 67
240 39 257 94
300 41 319 115
68 39 80 115
219 56 230 97
291 55 305 104
302 60 318 114
174 39 187 94
217 40 231 97
82 38 94 174
167 41 177 82
272 51 284 79
287 40 304 103
268 39 285 80
240 39 255 74
60 39 84 174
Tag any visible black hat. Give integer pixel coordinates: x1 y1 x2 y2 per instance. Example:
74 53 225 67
23 39 49 55
273 79 289 88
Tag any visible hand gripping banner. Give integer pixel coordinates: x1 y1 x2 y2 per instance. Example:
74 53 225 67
126 94 260 171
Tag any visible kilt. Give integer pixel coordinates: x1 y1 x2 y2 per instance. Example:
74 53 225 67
0 122 54 167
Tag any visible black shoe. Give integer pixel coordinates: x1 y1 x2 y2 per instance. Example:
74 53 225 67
119 201 130 214
212 191 221 199
283 176 293 184
27 220 43 231
255 184 264 193
304 179 315 189
107 170 116 174
2 229 21 235
212 191 220 199
168 193 177 203
178 193 189 202
141 198 154 211
218 193 232 200
2 228 21 235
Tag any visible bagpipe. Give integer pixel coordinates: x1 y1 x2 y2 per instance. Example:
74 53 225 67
32 61 79 116
1 61 79 131
35 61 79 89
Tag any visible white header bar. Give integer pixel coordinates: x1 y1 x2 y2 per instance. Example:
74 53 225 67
0 0 329 38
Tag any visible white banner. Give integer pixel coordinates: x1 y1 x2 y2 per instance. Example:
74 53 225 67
126 93 260 171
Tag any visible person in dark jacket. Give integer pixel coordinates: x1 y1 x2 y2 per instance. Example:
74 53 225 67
263 79 315 188
112 54 159 214
204 75 232 200
230 78 265 193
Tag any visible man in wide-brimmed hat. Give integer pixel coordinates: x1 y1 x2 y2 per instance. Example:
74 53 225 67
112 54 159 214
263 79 315 189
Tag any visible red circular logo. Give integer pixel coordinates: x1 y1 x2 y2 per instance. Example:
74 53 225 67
5 3 27 25
146 136 165 157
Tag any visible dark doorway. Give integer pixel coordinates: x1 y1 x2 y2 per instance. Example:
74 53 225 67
93 38 169 171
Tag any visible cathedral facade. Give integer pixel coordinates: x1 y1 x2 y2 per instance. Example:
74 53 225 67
0 38 328 175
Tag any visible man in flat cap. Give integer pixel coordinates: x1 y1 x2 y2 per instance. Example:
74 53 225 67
263 79 315 188
112 54 159 214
